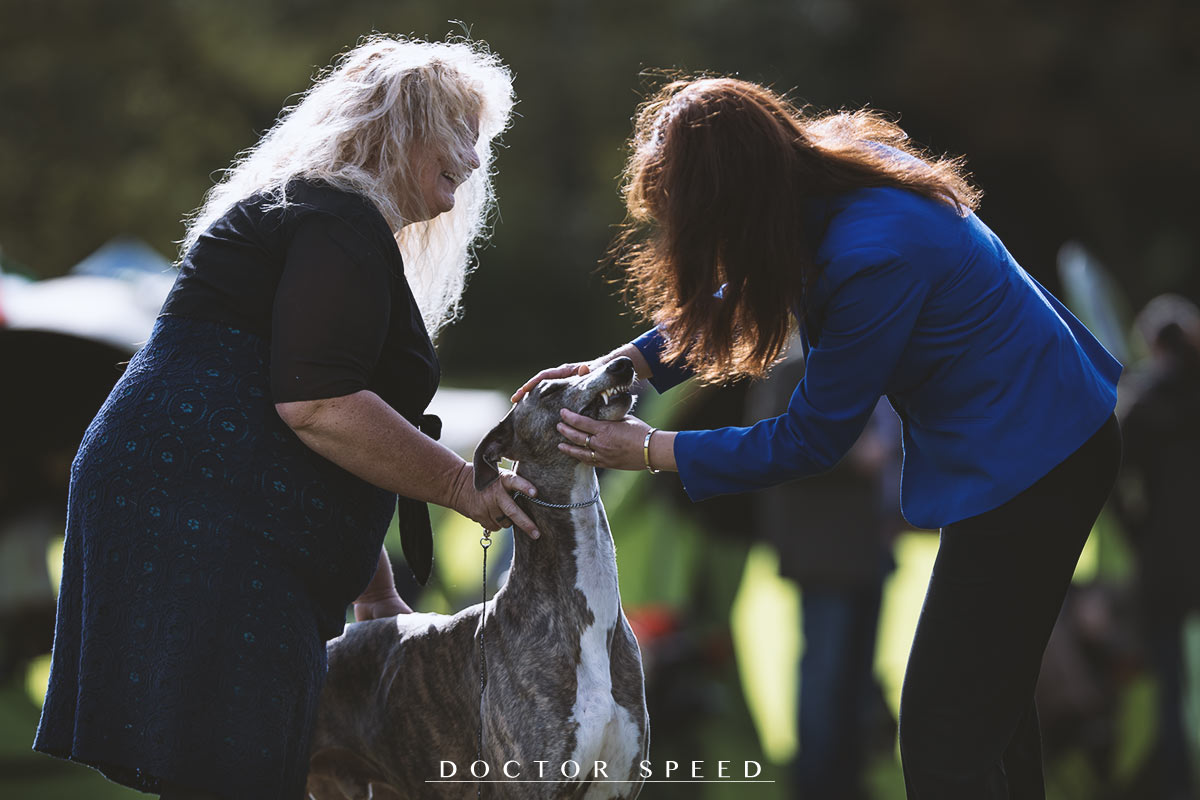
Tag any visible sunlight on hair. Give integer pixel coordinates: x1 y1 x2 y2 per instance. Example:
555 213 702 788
180 34 515 338
615 76 980 385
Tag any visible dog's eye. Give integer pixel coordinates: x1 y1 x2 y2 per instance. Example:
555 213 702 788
539 382 565 397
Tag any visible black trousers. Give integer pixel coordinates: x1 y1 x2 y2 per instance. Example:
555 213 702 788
899 414 1121 799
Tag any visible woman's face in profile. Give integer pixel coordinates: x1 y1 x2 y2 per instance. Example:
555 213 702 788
403 116 481 223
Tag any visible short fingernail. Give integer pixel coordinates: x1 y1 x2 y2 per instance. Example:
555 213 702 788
558 443 567 451
531 530 540 539
529 488 538 497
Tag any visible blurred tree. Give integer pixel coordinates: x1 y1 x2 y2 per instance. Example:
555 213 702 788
1 0 1197 378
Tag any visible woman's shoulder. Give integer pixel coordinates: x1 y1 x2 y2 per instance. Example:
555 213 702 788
225 178 376 227
830 185 961 232
817 187 969 264
268 179 399 261
278 179 386 228
807 187 977 303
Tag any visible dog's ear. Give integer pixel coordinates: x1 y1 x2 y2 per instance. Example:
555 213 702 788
473 407 516 490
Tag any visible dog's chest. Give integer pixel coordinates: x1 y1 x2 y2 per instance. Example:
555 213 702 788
565 504 643 789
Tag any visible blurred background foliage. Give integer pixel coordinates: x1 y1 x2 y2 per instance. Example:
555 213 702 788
2 0 1197 378
2 0 1199 798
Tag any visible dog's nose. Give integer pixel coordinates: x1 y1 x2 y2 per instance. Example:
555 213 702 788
605 357 635 384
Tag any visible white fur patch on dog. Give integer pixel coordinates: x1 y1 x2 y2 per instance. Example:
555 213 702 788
566 469 643 796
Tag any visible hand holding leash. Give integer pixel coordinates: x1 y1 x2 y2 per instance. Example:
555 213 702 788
455 464 541 539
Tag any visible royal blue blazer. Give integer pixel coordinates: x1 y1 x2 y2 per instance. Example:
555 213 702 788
633 186 1121 529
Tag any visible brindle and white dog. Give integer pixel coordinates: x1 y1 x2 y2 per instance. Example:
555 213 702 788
307 358 648 800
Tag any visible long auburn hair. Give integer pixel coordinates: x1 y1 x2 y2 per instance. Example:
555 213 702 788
614 76 981 384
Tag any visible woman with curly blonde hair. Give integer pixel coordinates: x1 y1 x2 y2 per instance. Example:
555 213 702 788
35 35 533 799
518 76 1123 798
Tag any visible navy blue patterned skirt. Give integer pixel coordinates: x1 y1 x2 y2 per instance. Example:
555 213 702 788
33 315 396 799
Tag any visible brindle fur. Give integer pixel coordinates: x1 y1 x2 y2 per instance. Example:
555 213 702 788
307 359 649 799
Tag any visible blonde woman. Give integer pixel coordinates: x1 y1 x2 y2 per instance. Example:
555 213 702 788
34 35 532 799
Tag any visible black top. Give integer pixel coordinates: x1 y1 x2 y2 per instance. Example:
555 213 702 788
162 180 439 421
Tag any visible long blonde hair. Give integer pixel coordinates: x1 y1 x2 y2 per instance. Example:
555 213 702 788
181 34 515 338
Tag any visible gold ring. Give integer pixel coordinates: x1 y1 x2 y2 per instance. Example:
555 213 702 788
584 434 592 449
589 449 597 464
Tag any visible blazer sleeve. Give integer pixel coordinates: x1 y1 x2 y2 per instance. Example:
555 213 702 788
631 326 696 393
673 248 926 501
631 282 731 392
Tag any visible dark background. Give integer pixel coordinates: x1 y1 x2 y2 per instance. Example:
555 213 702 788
2 0 1196 380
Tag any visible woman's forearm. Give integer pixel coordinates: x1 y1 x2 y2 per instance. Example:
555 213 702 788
601 342 652 381
275 390 471 509
587 341 650 379
353 546 413 619
649 429 678 472
355 547 398 603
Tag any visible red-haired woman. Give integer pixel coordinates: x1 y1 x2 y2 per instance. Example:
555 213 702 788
514 77 1121 798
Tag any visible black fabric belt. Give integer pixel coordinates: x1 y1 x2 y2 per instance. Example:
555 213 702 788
396 413 442 585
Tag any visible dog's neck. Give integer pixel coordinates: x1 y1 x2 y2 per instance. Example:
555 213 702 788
499 460 614 610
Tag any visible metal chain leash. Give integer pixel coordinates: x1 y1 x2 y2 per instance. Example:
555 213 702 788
515 489 600 510
474 488 600 798
477 527 491 800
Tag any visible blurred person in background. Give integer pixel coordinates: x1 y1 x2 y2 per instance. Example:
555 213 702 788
1114 293 1200 800
750 361 903 799
31 35 539 800
517 76 1122 798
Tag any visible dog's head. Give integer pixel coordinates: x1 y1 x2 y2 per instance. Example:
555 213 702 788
473 357 636 490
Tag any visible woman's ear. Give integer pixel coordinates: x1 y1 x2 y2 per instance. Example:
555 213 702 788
472 407 516 490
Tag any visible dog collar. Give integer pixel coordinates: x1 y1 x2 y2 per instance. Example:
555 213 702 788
515 489 601 510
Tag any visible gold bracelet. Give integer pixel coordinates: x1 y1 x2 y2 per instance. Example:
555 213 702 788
643 428 661 474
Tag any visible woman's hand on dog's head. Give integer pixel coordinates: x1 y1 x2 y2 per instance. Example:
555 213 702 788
511 362 592 403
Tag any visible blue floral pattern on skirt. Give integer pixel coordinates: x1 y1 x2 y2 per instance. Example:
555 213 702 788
34 315 396 799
